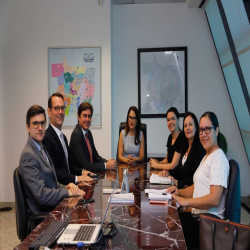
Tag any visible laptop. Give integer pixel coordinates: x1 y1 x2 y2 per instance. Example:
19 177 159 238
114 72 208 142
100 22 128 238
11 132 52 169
57 191 114 246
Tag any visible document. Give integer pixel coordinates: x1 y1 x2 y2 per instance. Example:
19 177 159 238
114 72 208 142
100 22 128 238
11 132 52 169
148 193 172 201
108 193 134 204
145 189 167 194
150 174 172 185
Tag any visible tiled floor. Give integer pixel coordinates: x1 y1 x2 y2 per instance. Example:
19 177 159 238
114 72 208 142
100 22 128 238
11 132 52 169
0 204 250 250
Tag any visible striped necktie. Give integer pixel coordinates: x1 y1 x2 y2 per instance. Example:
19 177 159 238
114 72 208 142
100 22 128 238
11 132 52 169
85 133 93 163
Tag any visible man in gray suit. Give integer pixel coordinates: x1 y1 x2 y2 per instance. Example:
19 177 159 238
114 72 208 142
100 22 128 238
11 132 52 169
19 105 85 217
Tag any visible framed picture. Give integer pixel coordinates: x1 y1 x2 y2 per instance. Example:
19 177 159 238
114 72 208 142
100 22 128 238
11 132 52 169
48 47 102 127
138 47 187 118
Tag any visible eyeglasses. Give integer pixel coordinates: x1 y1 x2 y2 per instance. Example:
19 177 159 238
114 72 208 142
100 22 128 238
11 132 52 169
52 106 66 112
128 116 137 121
199 126 216 135
30 121 47 129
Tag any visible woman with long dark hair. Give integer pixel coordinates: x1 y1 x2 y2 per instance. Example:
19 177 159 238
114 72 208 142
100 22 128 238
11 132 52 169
166 112 229 248
159 112 206 189
150 107 183 170
118 106 144 164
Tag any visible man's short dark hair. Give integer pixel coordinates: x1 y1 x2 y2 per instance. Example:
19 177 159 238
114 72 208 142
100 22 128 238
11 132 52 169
78 102 93 117
26 105 46 125
48 93 64 108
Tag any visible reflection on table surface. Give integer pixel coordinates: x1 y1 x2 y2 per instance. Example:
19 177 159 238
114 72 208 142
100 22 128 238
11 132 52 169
14 163 186 250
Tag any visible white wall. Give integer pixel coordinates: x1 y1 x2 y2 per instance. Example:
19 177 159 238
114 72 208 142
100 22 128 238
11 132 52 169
0 0 111 202
111 3 250 195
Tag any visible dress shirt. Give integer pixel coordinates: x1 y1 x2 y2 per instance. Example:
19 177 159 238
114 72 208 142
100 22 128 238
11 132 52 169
81 127 106 169
50 124 78 184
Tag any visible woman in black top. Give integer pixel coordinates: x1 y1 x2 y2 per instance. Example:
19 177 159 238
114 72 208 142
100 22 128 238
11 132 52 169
150 107 183 170
160 112 206 189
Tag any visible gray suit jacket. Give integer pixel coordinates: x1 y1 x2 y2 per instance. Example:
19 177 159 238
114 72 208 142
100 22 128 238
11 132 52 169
19 137 68 217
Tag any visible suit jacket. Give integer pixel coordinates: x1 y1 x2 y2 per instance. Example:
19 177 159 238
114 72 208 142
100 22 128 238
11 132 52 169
169 140 206 189
19 137 68 217
68 124 107 172
43 124 82 185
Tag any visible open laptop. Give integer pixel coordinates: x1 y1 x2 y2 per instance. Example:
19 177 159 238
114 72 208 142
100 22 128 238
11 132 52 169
57 191 114 246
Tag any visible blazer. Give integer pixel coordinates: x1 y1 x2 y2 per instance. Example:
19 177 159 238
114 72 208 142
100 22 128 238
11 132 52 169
43 124 82 185
19 137 68 217
68 124 107 172
169 140 206 189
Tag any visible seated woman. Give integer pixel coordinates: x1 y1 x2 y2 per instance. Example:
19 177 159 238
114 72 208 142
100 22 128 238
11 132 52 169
118 106 144 164
159 112 206 189
166 111 229 248
150 107 183 171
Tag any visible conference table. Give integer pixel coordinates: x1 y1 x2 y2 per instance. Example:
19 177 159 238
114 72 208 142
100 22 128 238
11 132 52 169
14 163 187 249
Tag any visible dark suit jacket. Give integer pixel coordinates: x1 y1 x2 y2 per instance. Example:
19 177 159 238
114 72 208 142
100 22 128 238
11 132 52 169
43 124 82 185
68 124 107 172
19 137 68 217
169 140 206 189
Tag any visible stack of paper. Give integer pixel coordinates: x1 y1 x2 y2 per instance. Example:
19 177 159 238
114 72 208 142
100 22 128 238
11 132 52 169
145 189 167 194
150 174 172 185
148 193 172 201
108 193 134 205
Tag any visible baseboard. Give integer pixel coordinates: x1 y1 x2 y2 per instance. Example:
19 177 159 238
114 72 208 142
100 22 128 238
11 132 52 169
0 202 15 208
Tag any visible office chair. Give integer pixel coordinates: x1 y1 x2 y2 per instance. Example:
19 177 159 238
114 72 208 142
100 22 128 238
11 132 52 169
224 159 241 222
116 122 147 162
13 167 47 241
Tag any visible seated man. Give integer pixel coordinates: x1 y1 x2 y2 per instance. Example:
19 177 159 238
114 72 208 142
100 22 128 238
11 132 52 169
19 104 85 217
69 102 117 172
43 93 93 185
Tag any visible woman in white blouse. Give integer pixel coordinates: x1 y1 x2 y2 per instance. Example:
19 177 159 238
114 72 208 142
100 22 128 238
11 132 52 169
166 111 229 248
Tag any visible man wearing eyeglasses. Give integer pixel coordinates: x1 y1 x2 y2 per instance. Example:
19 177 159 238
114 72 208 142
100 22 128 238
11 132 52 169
43 93 93 185
19 105 85 217
69 102 117 172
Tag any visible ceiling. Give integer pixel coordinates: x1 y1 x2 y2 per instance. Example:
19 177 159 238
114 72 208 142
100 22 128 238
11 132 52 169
112 0 202 8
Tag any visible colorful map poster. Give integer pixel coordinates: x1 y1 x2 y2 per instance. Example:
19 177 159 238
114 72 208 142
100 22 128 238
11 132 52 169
49 47 101 127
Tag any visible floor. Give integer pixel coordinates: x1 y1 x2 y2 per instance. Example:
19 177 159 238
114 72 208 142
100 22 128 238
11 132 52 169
0 203 250 250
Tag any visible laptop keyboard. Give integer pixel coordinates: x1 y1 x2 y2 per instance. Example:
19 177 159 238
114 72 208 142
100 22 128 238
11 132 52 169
73 225 97 241
28 221 68 250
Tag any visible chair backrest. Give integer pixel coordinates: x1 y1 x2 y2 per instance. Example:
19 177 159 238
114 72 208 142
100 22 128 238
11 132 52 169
224 159 241 223
13 167 29 241
116 122 147 162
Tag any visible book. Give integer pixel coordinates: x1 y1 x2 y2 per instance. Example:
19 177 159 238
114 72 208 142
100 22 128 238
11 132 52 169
150 200 169 205
149 174 172 185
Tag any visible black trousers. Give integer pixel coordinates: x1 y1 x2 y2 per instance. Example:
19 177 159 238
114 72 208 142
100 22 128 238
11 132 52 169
179 212 200 249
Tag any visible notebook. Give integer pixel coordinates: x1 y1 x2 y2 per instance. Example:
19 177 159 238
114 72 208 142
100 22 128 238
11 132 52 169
57 191 113 246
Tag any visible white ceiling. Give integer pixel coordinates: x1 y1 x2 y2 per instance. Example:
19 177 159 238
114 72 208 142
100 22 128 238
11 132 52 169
112 0 201 8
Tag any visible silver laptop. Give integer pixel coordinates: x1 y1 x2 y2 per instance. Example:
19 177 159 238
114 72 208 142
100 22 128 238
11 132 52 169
57 191 113 245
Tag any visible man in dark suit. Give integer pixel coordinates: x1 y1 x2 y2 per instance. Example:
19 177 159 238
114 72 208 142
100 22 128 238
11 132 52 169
19 105 84 217
69 102 117 172
43 93 93 185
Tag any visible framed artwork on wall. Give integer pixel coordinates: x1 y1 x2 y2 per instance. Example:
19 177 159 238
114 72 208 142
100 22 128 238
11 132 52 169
138 47 187 118
48 47 102 127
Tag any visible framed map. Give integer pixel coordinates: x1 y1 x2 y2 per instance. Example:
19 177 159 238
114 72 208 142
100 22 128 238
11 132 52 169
138 47 187 118
48 47 101 127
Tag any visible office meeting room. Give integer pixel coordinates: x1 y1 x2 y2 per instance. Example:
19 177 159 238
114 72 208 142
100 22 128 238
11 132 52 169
1 0 250 249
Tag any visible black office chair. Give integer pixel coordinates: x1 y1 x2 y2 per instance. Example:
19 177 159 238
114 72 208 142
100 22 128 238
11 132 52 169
13 167 47 241
224 159 241 222
116 122 147 162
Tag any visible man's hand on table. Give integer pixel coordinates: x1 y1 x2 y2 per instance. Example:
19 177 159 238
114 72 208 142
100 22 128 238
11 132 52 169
67 183 86 196
106 158 117 170
78 175 94 183
159 170 169 177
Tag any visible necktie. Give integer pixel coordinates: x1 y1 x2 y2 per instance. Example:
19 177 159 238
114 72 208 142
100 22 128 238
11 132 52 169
85 133 93 163
41 146 49 164
60 133 70 173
